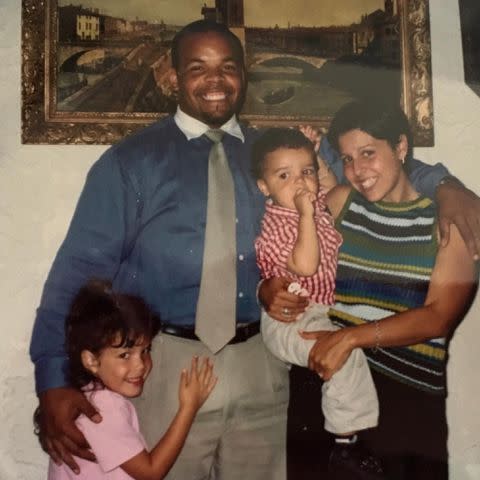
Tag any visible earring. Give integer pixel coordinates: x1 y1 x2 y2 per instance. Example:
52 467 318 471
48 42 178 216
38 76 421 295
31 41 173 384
400 156 405 165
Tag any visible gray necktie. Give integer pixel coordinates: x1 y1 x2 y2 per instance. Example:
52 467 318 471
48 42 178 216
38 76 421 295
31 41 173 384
195 129 237 353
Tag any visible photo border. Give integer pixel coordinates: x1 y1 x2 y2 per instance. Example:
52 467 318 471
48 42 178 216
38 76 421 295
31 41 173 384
21 0 434 145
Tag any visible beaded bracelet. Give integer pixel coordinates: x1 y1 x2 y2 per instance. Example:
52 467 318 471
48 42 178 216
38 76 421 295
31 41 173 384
372 320 382 353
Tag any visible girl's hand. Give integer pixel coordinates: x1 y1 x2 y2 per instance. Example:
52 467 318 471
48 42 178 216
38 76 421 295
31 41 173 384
178 356 217 413
299 329 354 380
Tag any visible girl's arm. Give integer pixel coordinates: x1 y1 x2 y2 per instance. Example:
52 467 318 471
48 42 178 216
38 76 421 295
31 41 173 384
303 223 477 377
121 357 216 480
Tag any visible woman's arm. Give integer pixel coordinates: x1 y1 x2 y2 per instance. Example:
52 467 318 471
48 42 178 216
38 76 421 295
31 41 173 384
303 224 477 378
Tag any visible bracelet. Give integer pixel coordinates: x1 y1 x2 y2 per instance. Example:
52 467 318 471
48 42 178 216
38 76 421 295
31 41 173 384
372 320 382 353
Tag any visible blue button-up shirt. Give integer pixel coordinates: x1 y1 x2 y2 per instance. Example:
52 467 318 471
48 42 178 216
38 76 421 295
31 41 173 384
30 114 450 393
30 114 265 393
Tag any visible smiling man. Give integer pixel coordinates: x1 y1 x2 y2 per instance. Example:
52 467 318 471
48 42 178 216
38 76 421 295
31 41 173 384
31 20 290 480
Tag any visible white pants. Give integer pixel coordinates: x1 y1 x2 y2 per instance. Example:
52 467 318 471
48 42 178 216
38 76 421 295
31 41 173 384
134 332 289 480
261 304 379 434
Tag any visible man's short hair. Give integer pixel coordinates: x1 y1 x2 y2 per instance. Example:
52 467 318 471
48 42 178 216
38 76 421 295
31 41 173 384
171 20 245 70
251 128 317 180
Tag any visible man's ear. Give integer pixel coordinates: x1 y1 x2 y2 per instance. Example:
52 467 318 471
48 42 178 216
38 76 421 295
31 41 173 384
81 350 100 375
168 68 179 93
257 179 270 197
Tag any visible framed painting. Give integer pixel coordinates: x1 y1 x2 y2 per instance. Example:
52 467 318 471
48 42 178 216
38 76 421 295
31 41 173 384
22 0 434 145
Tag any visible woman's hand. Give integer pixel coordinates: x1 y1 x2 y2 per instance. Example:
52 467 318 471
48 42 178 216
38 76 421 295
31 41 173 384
258 277 308 322
298 125 322 152
300 329 355 380
38 387 102 474
178 356 217 414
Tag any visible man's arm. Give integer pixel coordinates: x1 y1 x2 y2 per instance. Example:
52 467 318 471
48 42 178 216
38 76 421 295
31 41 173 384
30 150 134 469
320 136 480 260
30 152 130 392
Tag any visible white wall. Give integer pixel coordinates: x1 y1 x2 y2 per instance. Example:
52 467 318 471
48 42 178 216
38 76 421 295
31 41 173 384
1 2 479 479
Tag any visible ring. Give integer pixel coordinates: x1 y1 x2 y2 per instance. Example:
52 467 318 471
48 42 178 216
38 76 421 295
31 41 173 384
282 307 291 316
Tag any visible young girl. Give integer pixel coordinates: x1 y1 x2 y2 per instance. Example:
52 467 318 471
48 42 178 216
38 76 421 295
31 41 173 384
43 279 217 480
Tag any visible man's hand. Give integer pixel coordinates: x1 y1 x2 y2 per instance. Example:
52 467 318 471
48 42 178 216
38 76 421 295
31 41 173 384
436 179 480 261
258 276 308 322
38 387 102 474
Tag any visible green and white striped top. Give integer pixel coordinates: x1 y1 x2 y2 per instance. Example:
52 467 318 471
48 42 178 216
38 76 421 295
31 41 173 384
329 189 445 395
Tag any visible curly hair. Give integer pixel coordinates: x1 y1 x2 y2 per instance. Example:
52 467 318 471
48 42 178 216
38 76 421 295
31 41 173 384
65 279 160 390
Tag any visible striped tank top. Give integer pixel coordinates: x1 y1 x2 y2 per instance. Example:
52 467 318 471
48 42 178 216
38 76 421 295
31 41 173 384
329 190 446 395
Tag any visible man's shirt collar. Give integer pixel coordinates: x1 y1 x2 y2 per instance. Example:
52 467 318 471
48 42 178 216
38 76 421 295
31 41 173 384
174 107 245 143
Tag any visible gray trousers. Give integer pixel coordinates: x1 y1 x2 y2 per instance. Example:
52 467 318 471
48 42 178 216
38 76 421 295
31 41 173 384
134 332 289 480
261 304 378 434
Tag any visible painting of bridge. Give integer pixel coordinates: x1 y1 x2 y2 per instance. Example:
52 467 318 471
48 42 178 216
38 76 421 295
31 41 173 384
22 0 433 144
53 0 400 117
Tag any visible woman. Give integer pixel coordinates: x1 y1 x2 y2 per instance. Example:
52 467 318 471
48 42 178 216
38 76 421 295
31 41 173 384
262 100 477 480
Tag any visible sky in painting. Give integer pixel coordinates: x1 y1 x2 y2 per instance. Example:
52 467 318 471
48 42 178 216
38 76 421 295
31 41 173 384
59 0 389 27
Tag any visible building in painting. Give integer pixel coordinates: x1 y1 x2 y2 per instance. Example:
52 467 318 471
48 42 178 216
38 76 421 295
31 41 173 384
58 4 100 41
77 13 100 40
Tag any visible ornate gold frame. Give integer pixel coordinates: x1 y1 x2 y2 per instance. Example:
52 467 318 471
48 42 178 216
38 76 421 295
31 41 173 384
22 0 434 145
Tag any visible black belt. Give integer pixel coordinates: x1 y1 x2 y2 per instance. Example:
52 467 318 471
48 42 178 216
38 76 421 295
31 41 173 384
160 322 260 344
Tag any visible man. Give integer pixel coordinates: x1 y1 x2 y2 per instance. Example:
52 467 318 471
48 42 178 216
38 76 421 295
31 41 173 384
32 20 289 480
31 19 480 480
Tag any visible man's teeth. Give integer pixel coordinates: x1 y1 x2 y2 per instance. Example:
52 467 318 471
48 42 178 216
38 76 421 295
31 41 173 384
203 92 227 100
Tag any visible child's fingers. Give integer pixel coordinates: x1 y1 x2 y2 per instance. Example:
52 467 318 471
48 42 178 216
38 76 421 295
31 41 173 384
206 375 218 395
198 357 212 384
179 368 188 389
190 355 199 379
201 359 214 386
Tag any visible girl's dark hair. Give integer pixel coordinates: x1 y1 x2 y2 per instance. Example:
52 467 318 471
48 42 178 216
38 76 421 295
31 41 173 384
327 100 413 171
251 127 318 180
66 279 160 389
171 19 245 71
